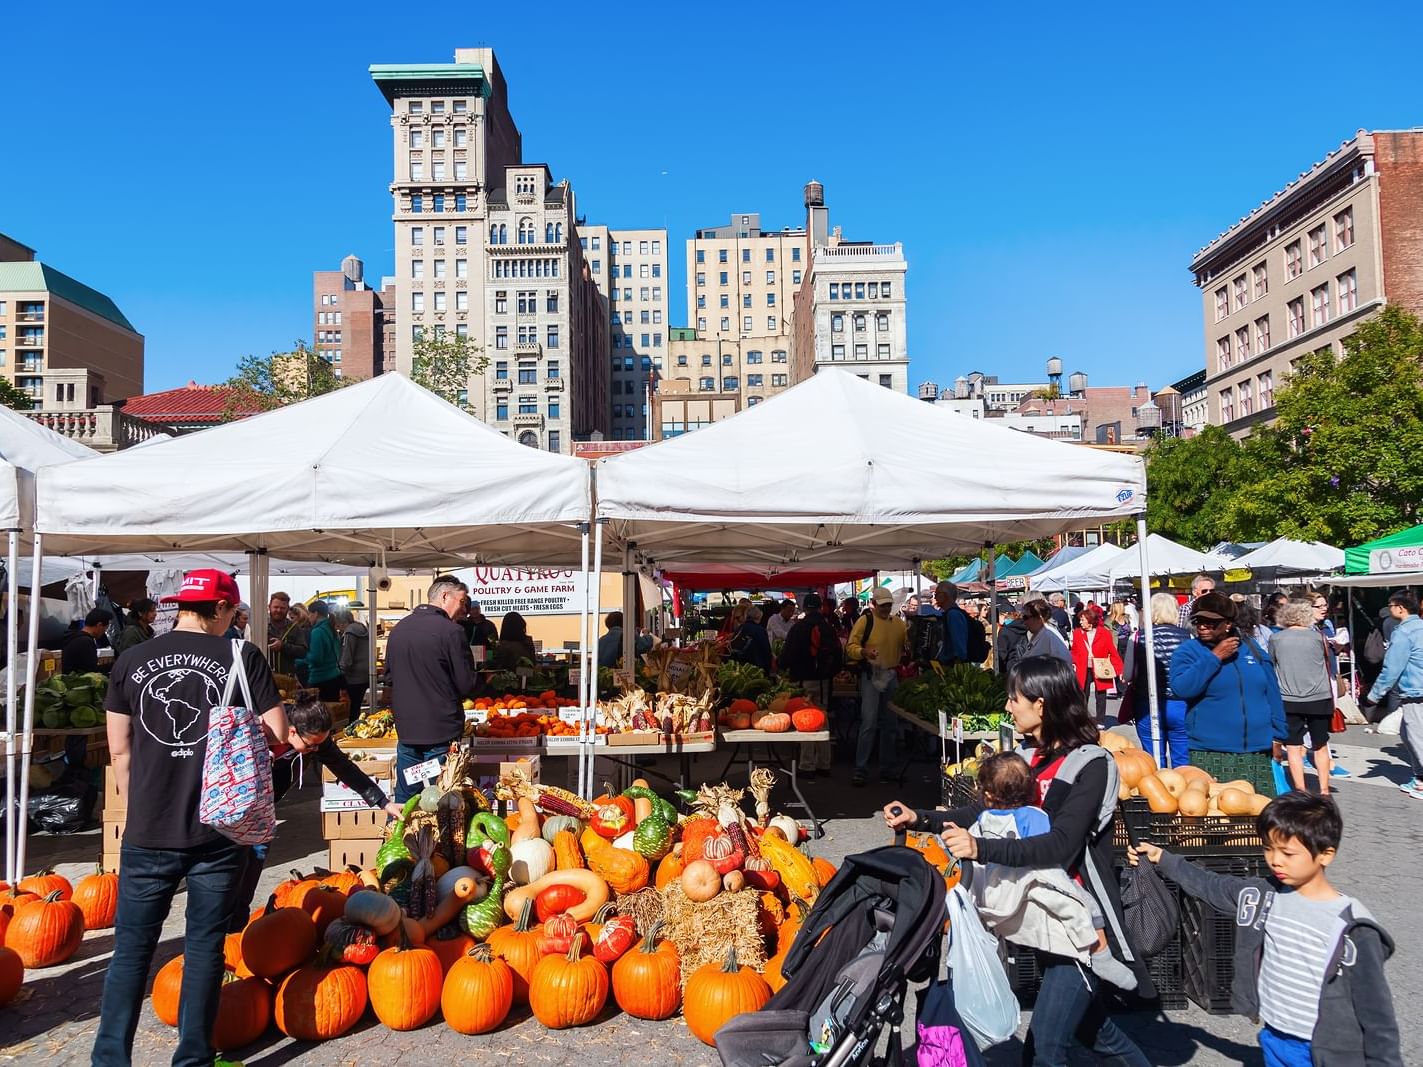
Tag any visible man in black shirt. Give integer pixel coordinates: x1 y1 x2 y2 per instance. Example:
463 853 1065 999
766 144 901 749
94 569 288 1067
60 606 113 674
386 576 478 801
464 599 499 662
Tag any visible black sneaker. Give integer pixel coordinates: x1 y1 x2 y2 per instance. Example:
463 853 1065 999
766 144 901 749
852 770 867 786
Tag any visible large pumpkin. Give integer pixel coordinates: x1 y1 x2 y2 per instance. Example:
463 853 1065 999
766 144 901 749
274 957 368 1041
486 898 544 1003
528 939 608 1029
152 955 184 1025
17 870 72 901
683 947 771 1046
241 895 318 979
426 928 475 974
72 865 120 930
442 944 514 1035
367 937 443 1031
0 902 15 946
791 707 827 732
297 884 347 938
0 945 21 1007
212 973 273 1051
610 921 680 1020
7 891 84 968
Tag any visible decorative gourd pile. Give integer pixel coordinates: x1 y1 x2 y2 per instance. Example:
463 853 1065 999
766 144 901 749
133 751 835 1050
716 695 827 733
1099 731 1272 817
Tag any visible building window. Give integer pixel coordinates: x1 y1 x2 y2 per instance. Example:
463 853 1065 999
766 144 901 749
454 127 467 147
518 218 535 244
548 431 561 452
453 99 467 113
878 343 891 358
1311 283 1330 327
1285 241 1302 280
433 259 446 279
455 290 468 311
723 376 739 390
1308 225 1327 269
718 249 728 263
518 395 537 414
496 326 508 349
455 225 467 244
854 343 868 358
696 249 705 264
1235 326 1250 361
743 316 753 332
432 192 445 210
433 226 445 245
719 271 728 286
879 374 893 388
831 313 844 333
411 292 424 312
546 326 559 348
1337 269 1358 313
411 260 424 279
699 376 714 391
772 373 788 386
454 185 467 203
696 295 706 309
411 164 424 183
772 349 787 363
1239 379 1253 416
1259 370 1274 408
456 323 468 337
698 317 707 331
495 360 508 379
740 294 751 309
701 354 712 366
1287 297 1305 338
747 373 763 387
456 259 468 278
719 294 729 309
792 270 801 284
409 129 424 148
433 291 446 311
546 291 559 313
831 343 845 359
496 401 508 420
766 293 776 307
1255 315 1270 352
792 247 802 262
495 290 507 314
1216 335 1231 370
1214 287 1228 322
431 101 444 114
1334 207 1354 251
1232 275 1248 312
741 271 751 285
853 313 866 332
746 350 763 364
677 355 688 366
719 316 729 331
1220 388 1234 423
408 101 422 114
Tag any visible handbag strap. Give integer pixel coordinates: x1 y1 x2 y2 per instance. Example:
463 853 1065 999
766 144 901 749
227 639 257 710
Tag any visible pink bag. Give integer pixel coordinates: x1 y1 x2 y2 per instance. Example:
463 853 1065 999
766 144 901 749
198 640 276 845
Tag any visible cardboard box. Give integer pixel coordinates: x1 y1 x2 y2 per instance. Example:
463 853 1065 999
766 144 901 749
103 816 126 852
606 731 664 747
321 755 393 784
320 777 392 812
327 838 386 871
468 754 540 796
102 850 122 874
322 808 392 840
104 767 128 813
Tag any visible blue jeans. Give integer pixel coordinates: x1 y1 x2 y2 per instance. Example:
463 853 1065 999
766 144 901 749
394 740 452 803
1135 698 1190 769
1259 1025 1313 1067
855 674 899 774
1024 959 1151 1067
228 842 269 932
93 838 245 1067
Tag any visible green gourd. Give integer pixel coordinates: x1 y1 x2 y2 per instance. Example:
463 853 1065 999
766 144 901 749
374 795 422 879
631 812 673 861
620 786 678 827
469 811 511 848
461 842 510 940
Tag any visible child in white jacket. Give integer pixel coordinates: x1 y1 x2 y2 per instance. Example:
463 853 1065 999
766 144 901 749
969 752 1137 991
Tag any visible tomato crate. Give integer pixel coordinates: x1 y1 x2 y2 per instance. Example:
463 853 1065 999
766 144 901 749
1112 799 1262 857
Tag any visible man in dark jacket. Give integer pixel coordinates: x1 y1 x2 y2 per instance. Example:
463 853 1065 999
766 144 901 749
778 593 843 775
728 605 773 672
266 592 308 677
463 600 499 662
61 607 113 674
386 576 477 801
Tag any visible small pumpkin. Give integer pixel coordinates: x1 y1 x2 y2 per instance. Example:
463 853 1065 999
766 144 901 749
683 946 771 1046
443 943 513 1034
298 884 348 938
487 898 544 1003
342 889 402 935
367 933 444 1031
654 852 684 890
272 868 326 909
0 945 21 1007
322 864 367 897
790 706 827 732
611 920 680 1020
757 712 793 733
274 953 368 1040
17 869 72 901
728 698 759 716
541 815 584 844
591 909 638 964
528 938 609 1029
539 911 591 957
7 891 84 968
72 865 120 930
241 895 318 979
680 860 722 903
811 856 837 887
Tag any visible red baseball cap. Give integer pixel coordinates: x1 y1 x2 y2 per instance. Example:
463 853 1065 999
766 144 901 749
163 568 242 604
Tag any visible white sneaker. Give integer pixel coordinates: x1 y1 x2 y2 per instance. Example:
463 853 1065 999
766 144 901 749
1406 785 1423 801
1400 779 1422 794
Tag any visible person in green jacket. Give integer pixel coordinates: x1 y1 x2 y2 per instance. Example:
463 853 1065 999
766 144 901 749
299 599 344 700
115 598 157 655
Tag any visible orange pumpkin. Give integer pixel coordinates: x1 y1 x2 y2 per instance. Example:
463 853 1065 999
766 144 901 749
72 865 120 930
611 920 680 1020
0 902 15 945
367 937 443 1031
321 865 366 897
17 870 72 901
152 956 184 1026
757 712 793 733
212 973 272 1051
791 707 827 732
654 852 684 890
0 945 21 1007
442 943 513 1034
528 938 609 1029
427 929 476 974
487 897 544 1003
7 891 84 968
241 895 318 979
274 957 368 1040
296 884 347 938
683 946 771 1046
811 856 837 887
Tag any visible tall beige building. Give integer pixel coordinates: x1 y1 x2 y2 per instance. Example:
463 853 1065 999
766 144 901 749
580 225 668 440
371 50 607 451
1190 130 1423 434
0 233 143 410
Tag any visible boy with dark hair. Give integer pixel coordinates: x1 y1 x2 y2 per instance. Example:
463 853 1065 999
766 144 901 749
1137 794 1400 1066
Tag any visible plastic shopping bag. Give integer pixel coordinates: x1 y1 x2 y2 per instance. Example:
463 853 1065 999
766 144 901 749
943 884 1018 1050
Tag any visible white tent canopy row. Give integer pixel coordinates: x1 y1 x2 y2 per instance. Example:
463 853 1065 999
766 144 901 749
1230 537 1344 574
1105 533 1233 583
1029 542 1128 593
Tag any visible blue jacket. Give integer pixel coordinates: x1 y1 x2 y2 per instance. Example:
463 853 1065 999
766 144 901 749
1369 615 1423 702
1168 633 1286 753
300 618 343 685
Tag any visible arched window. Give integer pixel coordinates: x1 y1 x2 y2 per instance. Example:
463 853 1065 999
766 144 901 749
518 218 535 244
554 223 563 242
498 223 507 244
518 431 538 448
545 222 554 243
489 224 499 244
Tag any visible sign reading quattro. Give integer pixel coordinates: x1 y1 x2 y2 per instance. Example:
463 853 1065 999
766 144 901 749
466 567 587 616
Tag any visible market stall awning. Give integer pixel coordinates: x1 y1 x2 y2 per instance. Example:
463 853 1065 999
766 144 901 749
595 370 1147 569
1231 537 1343 575
659 565 875 591
1345 523 1423 575
1105 534 1231 582
0 405 94 532
35 373 592 566
1031 542 1128 592
997 551 1045 579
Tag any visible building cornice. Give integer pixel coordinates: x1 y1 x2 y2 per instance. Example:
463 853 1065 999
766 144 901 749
370 64 492 105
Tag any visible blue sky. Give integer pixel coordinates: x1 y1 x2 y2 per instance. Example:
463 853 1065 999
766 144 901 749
9 1 1422 395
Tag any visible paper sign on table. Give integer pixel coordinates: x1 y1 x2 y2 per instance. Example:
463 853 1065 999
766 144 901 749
403 757 442 786
568 668 581 688
938 712 949 739
612 668 635 689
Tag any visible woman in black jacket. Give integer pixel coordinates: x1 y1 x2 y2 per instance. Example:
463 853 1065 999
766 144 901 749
884 658 1150 1067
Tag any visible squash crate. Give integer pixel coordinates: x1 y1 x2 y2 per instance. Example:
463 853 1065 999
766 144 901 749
1112 799 1262 857
1005 931 1186 1012
1178 854 1268 1014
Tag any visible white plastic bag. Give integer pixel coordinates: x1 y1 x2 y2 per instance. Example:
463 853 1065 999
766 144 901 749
944 883 1019 1049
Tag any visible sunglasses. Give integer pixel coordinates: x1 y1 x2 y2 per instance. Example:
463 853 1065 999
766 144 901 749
1192 616 1230 627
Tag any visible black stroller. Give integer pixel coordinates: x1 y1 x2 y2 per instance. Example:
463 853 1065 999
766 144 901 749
716 839 977 1067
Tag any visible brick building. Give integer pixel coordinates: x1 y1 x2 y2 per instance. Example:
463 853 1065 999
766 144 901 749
1190 129 1423 435
312 254 392 380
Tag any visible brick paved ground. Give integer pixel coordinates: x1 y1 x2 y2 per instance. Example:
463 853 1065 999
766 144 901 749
4 718 1418 1066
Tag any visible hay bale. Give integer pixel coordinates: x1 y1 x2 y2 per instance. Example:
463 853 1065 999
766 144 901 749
614 887 665 936
660 883 766 988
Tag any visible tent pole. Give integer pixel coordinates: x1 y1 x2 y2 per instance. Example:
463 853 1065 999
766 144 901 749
367 569 378 717
622 543 636 675
1346 587 1358 699
586 520 606 799
249 551 269 654
1136 516 1163 767
985 543 998 668
15 534 42 880
577 523 590 799
4 530 17 884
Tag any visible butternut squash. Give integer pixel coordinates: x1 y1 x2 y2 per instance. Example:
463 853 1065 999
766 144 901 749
502 869 610 924
1217 788 1254 816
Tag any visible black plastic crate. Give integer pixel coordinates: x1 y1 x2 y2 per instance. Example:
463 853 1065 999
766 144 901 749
1176 853 1267 1014
941 774 978 810
1113 799 1262 856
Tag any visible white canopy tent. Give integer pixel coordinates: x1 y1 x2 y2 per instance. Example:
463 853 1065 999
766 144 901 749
1029 542 1129 593
16 373 599 878
1105 533 1231 583
1231 537 1344 575
592 370 1168 775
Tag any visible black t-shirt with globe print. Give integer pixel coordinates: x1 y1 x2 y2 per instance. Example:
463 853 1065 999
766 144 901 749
106 630 281 850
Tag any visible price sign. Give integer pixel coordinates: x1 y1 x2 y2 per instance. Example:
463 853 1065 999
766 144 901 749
471 645 487 665
952 717 964 744
558 707 584 725
567 668 581 688
465 707 489 724
403 757 442 786
612 668 635 690
938 711 949 739
999 722 1015 752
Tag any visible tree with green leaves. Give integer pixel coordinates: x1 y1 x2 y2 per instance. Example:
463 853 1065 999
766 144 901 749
1141 424 1248 549
409 330 488 409
1223 305 1423 544
0 378 34 411
223 341 349 419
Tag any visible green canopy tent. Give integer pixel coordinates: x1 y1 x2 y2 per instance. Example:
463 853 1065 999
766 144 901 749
1345 523 1423 575
997 551 1045 578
